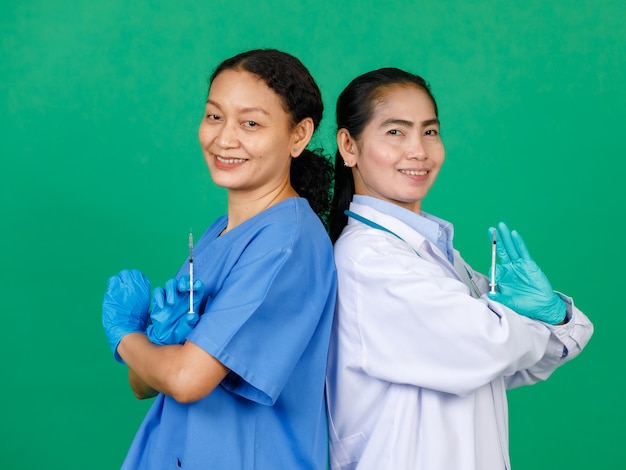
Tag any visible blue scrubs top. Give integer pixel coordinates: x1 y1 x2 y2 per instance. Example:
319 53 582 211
122 198 337 470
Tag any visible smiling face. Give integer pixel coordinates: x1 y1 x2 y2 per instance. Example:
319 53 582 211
198 69 310 200
338 84 445 214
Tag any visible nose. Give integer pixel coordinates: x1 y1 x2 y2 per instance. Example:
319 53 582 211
408 135 427 160
216 121 239 149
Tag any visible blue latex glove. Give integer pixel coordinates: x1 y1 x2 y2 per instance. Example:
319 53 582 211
146 275 203 345
487 222 566 325
102 269 151 363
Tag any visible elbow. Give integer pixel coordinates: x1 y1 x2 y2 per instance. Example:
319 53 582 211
133 388 158 400
128 369 158 400
169 388 202 405
166 369 212 404
159 344 228 403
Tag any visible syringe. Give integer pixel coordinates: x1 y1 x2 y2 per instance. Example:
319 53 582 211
188 229 194 314
489 229 497 294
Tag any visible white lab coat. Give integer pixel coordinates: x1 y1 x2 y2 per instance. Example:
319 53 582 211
326 202 593 470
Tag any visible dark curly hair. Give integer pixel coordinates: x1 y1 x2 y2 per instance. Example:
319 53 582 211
209 49 333 228
329 67 438 242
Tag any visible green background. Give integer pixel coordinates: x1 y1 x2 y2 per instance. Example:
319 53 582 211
1 0 623 468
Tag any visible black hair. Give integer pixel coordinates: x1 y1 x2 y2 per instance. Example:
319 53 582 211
210 49 333 228
328 67 438 242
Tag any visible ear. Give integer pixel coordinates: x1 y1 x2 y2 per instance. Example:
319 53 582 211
290 117 315 158
337 128 358 167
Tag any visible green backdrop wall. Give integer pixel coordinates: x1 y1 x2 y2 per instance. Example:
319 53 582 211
1 1 623 468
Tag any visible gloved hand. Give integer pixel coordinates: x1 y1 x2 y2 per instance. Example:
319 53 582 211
146 275 204 345
102 269 151 363
487 222 566 325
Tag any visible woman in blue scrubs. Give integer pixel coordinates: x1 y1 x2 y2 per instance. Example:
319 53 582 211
102 49 336 469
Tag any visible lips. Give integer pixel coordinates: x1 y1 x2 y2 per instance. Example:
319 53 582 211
399 169 428 176
215 155 247 164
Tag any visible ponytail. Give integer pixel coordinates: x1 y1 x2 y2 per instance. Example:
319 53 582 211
328 150 354 243
290 149 333 230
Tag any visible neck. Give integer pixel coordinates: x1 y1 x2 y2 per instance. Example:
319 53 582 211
223 180 298 234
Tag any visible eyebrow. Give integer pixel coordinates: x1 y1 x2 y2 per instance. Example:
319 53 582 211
206 99 269 115
380 117 440 128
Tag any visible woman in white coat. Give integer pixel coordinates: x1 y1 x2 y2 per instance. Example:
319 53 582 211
325 67 593 470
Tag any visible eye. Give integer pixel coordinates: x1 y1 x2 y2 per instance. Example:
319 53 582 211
206 113 221 121
244 120 258 128
388 129 401 135
425 129 439 136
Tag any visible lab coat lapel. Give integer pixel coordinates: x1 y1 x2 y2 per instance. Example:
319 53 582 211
349 204 481 297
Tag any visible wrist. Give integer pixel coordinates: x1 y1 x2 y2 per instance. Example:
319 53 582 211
547 295 567 325
115 329 147 363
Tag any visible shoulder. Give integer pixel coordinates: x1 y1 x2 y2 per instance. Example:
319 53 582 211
334 223 414 276
257 198 330 245
334 213 447 280
335 204 425 262
233 198 332 263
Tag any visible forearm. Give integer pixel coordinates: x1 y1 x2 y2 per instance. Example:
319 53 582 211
118 333 182 397
505 297 594 389
545 295 594 361
117 332 229 404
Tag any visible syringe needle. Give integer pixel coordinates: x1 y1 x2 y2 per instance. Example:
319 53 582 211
489 229 497 294
188 229 194 314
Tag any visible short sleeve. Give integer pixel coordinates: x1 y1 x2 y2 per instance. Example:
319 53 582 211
187 226 335 405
